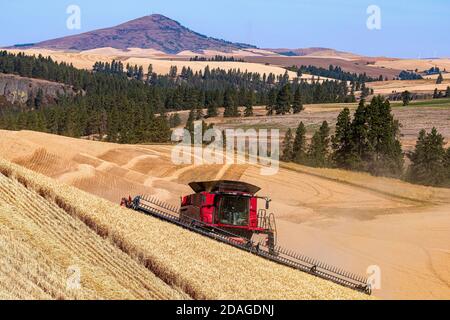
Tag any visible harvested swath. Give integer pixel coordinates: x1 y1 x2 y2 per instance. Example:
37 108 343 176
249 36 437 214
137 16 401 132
0 157 369 300
0 171 186 300
14 148 76 177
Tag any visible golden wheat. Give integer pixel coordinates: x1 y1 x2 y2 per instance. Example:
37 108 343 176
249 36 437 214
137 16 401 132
0 157 369 300
0 212 93 300
0 168 186 300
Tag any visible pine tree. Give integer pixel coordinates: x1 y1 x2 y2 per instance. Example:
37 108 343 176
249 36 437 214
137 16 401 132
307 121 330 167
401 90 411 106
146 64 153 83
407 128 447 186
169 66 178 78
223 89 239 117
292 87 304 114
292 122 307 164
185 108 195 136
433 88 439 99
350 99 369 168
275 85 291 115
107 106 120 142
436 72 444 84
266 88 277 115
444 147 450 182
446 86 450 97
281 128 294 161
360 82 369 99
332 108 356 169
244 90 254 117
365 96 404 176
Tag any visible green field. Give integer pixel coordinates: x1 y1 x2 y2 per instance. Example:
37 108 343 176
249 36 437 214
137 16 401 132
307 98 450 110
391 98 450 108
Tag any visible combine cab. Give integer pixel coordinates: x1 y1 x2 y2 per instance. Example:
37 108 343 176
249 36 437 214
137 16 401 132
122 180 371 295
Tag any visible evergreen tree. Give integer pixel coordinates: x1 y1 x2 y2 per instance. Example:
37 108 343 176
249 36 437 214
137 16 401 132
146 64 153 83
350 99 369 168
407 128 447 186
444 147 450 181
266 88 277 115
360 82 369 99
292 87 304 114
281 128 294 161
433 88 439 99
365 96 404 176
401 90 411 106
307 121 330 167
106 106 120 142
292 122 307 164
244 90 254 117
332 108 356 169
436 72 444 84
275 85 291 115
446 86 450 97
223 89 239 117
137 66 144 81
185 108 195 136
169 66 178 78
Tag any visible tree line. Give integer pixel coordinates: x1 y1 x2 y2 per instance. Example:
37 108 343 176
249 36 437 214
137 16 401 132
189 55 245 62
0 51 360 144
293 64 383 82
281 96 450 187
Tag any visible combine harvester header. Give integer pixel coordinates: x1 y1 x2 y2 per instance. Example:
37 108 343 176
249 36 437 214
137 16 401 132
122 180 371 295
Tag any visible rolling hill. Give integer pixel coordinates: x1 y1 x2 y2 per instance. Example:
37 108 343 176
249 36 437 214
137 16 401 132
1 130 449 299
0 154 368 300
26 14 256 53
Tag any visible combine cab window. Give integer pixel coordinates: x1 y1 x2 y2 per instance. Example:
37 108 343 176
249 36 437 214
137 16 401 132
218 196 249 226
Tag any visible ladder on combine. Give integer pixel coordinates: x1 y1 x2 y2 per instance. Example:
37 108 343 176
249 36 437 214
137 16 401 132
127 195 372 295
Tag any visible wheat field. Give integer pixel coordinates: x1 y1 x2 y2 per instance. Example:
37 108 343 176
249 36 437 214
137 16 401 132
0 167 186 300
0 157 369 300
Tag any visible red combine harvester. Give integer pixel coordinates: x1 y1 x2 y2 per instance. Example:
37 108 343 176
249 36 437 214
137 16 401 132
180 181 276 250
122 180 371 294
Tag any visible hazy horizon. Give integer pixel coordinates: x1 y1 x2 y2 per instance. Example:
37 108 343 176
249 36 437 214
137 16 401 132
1 0 449 58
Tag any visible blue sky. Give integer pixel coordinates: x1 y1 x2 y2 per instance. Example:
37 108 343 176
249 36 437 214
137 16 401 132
1 0 449 58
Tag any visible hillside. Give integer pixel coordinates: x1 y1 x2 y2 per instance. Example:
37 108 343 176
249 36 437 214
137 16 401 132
266 47 363 60
29 14 256 53
244 56 402 79
0 167 185 299
1 130 449 299
0 156 367 300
